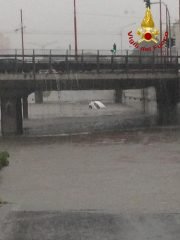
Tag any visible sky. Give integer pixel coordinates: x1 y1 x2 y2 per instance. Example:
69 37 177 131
0 0 179 51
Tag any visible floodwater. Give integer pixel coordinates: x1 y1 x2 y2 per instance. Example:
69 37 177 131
22 88 158 136
0 98 180 212
0 88 179 136
24 102 157 136
1 100 180 239
1 128 180 213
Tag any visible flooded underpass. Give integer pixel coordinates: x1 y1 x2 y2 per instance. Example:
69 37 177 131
23 102 158 136
20 88 179 136
1 90 180 239
0 0 179 234
10 88 168 136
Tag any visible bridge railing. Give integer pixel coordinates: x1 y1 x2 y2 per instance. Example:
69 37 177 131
0 49 133 56
0 49 178 74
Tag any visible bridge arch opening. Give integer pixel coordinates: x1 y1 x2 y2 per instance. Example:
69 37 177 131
0 51 179 136
21 88 159 136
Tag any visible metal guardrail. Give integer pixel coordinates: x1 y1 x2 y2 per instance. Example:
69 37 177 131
0 49 142 55
0 48 178 56
0 50 178 74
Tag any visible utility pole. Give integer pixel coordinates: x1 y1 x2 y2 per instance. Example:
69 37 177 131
179 0 180 29
151 2 171 57
120 31 123 54
166 6 168 56
74 0 78 58
20 9 25 63
159 0 163 58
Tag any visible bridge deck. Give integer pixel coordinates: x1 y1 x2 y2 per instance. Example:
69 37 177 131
0 72 178 81
0 53 178 73
0 53 178 95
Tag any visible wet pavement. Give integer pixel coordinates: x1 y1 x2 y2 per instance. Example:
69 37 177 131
1 102 180 239
23 103 157 136
0 129 180 239
1 211 180 240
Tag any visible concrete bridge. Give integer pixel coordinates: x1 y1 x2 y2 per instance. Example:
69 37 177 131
0 52 179 136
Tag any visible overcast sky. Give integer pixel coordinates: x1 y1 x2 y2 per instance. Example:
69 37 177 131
0 0 179 51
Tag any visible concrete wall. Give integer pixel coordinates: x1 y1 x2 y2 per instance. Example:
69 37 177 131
122 87 157 115
28 90 115 104
28 88 157 115
0 88 159 114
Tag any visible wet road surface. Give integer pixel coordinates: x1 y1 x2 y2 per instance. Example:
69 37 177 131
1 129 180 239
1 210 180 240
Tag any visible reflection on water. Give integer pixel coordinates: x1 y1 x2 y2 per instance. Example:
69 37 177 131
0 88 180 136
24 102 158 136
24 88 179 136
1 127 180 213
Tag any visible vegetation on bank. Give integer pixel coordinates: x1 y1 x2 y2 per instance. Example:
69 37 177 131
0 151 9 170
0 151 9 206
0 198 7 205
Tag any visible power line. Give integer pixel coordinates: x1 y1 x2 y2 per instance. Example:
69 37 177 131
76 12 141 19
1 30 135 36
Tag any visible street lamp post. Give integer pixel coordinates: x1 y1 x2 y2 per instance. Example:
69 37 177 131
166 5 171 56
179 0 180 29
159 0 162 50
74 0 78 58
15 9 25 62
120 31 123 54
151 1 171 56
20 9 24 63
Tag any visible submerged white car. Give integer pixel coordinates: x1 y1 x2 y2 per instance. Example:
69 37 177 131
88 101 106 109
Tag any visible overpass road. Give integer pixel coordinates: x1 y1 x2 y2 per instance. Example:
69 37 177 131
0 52 179 135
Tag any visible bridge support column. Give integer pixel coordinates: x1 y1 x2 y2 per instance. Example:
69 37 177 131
35 91 43 104
114 89 123 103
156 81 179 125
1 97 23 136
22 96 28 119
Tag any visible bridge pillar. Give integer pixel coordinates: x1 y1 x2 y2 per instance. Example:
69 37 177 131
156 81 179 125
1 97 23 136
22 96 28 119
35 91 43 104
114 89 123 103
